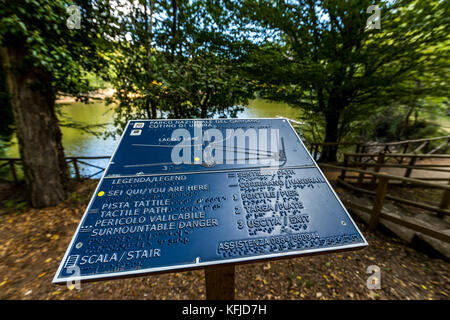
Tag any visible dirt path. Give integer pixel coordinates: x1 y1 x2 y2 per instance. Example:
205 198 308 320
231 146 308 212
0 181 448 300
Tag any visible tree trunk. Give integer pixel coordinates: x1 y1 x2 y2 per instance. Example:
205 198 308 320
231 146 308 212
201 91 210 118
171 0 178 61
201 105 207 118
144 0 157 120
399 105 414 139
1 45 68 208
144 97 152 119
319 109 340 163
151 100 157 119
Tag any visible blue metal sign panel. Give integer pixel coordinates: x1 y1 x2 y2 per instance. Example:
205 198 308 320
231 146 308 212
53 118 367 284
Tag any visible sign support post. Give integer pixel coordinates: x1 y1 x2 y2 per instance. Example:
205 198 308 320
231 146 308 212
205 265 235 300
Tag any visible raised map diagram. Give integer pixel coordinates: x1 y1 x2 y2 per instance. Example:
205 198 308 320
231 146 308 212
53 118 367 284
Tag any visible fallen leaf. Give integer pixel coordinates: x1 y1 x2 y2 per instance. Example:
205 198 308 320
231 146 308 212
330 273 342 282
367 291 377 300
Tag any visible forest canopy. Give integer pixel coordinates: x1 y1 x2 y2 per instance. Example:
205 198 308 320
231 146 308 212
0 0 449 205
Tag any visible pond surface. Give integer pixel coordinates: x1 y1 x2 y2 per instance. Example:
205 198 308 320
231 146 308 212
4 98 301 178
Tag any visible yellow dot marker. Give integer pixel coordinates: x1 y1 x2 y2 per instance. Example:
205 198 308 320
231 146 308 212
194 157 200 162
98 191 105 197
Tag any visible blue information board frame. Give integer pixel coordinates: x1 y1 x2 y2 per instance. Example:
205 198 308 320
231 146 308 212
53 118 367 284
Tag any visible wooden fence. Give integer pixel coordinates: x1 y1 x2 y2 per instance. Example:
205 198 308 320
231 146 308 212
340 153 450 184
0 156 110 183
320 163 450 243
309 135 450 161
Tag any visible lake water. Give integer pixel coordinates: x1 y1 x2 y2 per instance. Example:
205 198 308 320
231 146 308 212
5 98 302 178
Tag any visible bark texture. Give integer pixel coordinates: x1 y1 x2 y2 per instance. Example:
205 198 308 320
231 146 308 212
319 109 340 163
1 45 68 207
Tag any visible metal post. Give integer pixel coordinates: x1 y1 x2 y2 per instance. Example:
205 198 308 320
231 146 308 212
205 265 235 300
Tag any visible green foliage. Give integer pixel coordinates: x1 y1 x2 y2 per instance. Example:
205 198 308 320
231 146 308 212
0 0 118 147
358 103 448 143
101 0 255 136
222 0 449 156
1 0 449 151
64 190 84 208
0 0 114 96
3 198 27 213
0 62 14 144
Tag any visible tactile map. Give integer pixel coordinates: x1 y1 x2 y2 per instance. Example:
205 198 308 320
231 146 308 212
53 118 367 284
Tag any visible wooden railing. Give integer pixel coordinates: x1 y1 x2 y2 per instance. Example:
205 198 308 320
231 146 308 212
0 159 19 184
66 156 110 179
340 153 450 184
309 135 450 161
320 163 450 243
0 156 110 183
